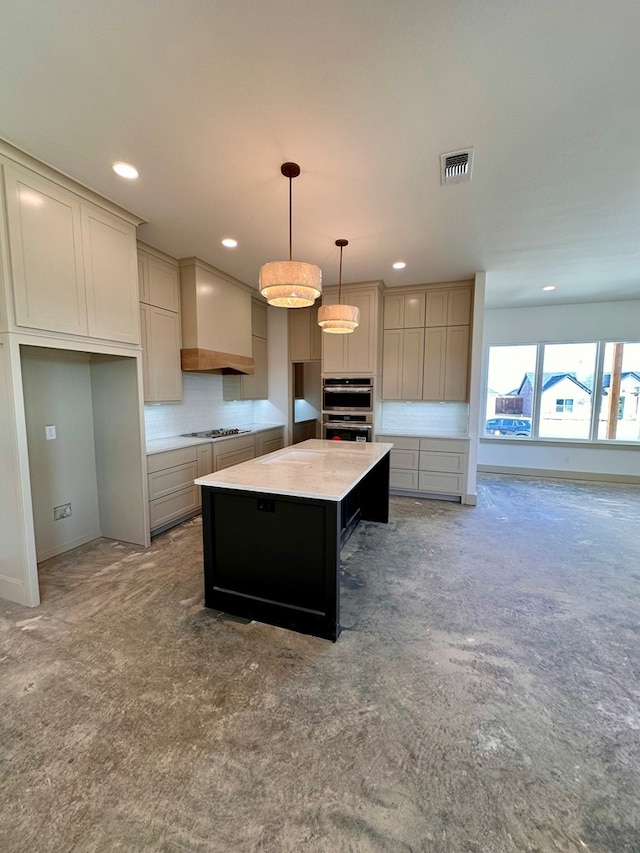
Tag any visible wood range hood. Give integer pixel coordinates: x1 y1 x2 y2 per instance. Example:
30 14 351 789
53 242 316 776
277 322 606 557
179 258 255 375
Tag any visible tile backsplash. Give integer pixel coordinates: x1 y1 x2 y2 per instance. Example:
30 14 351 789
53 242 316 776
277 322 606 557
378 401 469 436
143 373 256 440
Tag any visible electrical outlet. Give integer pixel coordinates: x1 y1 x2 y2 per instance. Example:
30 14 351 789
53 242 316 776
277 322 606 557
54 503 72 520
45 425 56 440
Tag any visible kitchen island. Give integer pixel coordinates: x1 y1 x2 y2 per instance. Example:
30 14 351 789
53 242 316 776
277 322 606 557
195 439 393 641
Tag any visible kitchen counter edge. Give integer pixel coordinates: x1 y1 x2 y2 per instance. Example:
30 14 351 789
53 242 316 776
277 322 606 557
146 424 285 455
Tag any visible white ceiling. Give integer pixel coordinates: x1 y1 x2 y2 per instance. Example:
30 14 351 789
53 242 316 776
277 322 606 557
1 0 639 308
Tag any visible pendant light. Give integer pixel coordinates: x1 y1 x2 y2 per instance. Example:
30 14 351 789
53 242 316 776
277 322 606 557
317 239 360 333
259 162 322 308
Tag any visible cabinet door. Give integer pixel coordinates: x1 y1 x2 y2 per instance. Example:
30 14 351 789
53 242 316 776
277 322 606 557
243 335 268 399
443 325 470 401
425 290 448 327
345 288 378 373
252 300 268 339
147 255 180 312
401 327 425 399
139 304 151 400
383 294 403 330
448 287 472 326
82 205 139 343
382 329 402 399
146 307 182 402
290 305 320 362
4 165 87 335
422 327 446 400
403 293 425 328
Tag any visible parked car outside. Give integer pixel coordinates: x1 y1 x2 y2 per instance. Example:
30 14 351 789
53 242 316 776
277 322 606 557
485 417 531 436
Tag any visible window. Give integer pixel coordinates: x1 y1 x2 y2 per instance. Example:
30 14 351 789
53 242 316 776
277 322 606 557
484 340 640 443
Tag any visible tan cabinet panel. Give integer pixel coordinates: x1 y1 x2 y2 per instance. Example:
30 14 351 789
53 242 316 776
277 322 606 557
4 164 87 336
418 471 464 494
149 487 199 531
390 469 419 490
255 427 284 457
148 461 198 501
444 325 470 401
448 287 472 325
425 290 448 327
390 448 420 470
382 329 402 399
148 256 180 312
213 434 256 471
142 306 182 402
147 446 196 474
383 294 403 330
252 300 268 339
82 205 139 343
422 327 447 400
322 285 381 375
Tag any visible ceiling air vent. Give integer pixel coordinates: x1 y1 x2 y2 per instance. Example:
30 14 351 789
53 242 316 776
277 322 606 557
441 148 474 185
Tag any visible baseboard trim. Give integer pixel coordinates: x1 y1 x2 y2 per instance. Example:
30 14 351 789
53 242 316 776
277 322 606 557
36 530 103 564
478 465 640 485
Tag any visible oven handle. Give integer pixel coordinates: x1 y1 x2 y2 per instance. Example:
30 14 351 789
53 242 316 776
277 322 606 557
323 386 371 393
324 422 372 430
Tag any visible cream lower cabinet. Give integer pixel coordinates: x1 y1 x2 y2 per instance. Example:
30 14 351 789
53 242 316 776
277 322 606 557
147 447 201 534
378 435 468 501
254 427 285 457
214 433 256 471
3 161 139 343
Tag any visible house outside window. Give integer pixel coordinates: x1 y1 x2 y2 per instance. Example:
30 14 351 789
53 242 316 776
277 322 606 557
484 340 640 443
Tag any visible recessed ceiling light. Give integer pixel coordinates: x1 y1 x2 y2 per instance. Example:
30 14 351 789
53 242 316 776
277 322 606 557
112 162 139 180
542 285 556 291
392 261 406 270
221 238 238 248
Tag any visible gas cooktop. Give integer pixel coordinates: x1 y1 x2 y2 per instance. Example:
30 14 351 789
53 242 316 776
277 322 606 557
181 428 252 438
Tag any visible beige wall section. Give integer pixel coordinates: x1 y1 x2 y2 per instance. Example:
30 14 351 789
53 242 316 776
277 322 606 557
0 338 39 604
90 354 149 545
21 347 101 562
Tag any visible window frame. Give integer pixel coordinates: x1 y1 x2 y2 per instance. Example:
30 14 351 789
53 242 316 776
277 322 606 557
482 339 640 445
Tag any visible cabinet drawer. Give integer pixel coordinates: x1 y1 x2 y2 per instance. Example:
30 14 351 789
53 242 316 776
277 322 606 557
419 451 464 474
390 469 419 490
149 486 199 531
261 436 284 456
147 446 197 474
377 435 420 451
419 438 467 453
390 448 419 470
148 461 198 500
418 471 464 494
215 446 255 472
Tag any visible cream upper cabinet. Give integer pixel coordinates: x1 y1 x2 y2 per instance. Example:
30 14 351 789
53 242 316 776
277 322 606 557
383 292 425 329
138 246 180 312
321 284 381 376
422 325 470 402
382 327 424 400
381 282 472 402
223 299 268 400
81 205 139 343
140 303 182 402
426 285 472 327
289 304 321 362
138 244 182 403
3 161 140 343
4 164 87 336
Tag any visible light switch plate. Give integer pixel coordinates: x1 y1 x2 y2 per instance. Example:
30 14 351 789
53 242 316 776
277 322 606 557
45 425 56 440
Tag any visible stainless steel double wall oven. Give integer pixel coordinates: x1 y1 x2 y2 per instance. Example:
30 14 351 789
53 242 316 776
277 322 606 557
322 377 373 442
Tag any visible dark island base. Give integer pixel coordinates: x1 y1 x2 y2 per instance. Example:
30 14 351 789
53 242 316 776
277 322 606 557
202 452 390 641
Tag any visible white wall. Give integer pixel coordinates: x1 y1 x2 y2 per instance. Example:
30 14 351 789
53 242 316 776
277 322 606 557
479 298 640 480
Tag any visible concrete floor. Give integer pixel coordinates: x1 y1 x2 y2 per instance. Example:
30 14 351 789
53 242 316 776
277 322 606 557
1 474 639 852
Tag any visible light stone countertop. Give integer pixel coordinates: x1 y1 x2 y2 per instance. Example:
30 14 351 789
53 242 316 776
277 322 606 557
146 423 285 455
195 439 394 501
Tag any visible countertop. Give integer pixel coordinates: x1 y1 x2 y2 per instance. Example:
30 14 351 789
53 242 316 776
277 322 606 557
146 423 284 455
195 439 394 501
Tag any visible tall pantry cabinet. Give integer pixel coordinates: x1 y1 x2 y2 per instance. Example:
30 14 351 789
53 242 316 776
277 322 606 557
0 139 149 607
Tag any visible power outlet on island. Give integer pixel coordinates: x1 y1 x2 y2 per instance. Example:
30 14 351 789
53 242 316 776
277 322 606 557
54 503 72 521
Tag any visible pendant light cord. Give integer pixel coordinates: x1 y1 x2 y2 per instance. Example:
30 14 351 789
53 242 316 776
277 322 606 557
288 175 293 262
338 244 343 303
